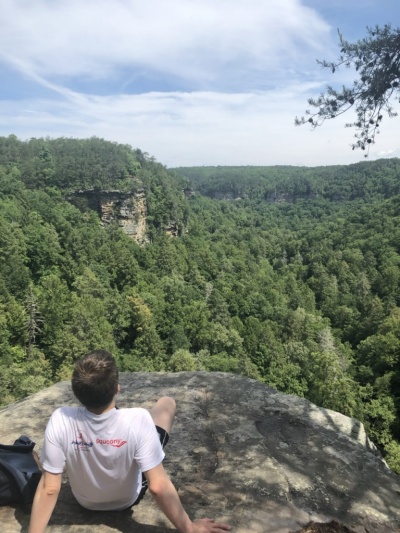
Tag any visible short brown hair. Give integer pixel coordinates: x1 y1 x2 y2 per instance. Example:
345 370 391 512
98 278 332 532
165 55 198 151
72 350 119 409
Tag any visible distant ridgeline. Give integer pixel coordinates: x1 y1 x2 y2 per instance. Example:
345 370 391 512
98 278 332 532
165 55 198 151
2 135 400 475
173 159 400 202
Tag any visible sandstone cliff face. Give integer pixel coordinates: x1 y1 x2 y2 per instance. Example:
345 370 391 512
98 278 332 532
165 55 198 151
205 190 320 203
209 191 246 201
264 192 319 203
99 190 149 244
1 372 400 533
70 189 149 244
165 221 181 237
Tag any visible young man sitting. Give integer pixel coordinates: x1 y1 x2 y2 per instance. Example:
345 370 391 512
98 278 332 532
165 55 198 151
28 349 231 533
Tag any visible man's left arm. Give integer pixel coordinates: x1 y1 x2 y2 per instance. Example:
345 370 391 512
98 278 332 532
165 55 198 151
28 471 62 533
145 463 231 533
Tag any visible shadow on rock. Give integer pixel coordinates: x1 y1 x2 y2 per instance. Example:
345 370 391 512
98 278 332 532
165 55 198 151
14 497 175 533
293 521 356 533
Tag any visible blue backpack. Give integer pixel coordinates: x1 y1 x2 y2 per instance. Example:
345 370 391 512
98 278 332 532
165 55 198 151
0 436 42 512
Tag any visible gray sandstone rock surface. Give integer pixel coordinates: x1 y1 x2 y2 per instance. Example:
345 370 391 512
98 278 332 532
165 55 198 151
0 372 399 533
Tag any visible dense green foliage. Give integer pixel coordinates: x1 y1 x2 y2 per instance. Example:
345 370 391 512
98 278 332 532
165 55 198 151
1 136 400 473
175 159 400 201
296 24 400 154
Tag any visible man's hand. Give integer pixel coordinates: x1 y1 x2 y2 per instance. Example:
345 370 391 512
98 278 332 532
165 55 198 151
190 518 232 532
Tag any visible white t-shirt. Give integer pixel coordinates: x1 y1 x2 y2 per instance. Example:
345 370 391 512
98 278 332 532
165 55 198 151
41 406 164 511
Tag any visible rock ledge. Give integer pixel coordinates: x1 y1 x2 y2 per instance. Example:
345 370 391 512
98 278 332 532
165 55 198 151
1 372 399 533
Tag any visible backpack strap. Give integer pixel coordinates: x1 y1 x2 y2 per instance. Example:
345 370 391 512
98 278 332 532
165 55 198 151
0 442 35 454
0 457 31 507
14 436 35 448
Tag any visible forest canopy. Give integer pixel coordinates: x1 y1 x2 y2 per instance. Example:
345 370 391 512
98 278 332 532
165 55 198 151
1 135 400 472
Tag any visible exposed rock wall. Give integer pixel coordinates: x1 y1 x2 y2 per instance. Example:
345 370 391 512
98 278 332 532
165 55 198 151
205 190 321 203
70 190 149 244
209 191 246 201
265 192 319 203
165 221 180 237
1 372 400 533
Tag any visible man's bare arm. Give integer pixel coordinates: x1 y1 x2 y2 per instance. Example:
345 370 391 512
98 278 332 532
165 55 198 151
28 471 62 533
145 463 231 533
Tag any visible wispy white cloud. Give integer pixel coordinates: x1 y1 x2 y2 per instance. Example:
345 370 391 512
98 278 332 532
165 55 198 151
377 149 396 157
0 0 331 88
1 84 399 167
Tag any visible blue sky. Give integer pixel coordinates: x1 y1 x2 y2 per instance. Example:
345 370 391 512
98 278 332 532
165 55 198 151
0 0 399 167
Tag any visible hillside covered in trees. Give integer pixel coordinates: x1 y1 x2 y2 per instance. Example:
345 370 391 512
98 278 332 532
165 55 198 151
1 135 400 473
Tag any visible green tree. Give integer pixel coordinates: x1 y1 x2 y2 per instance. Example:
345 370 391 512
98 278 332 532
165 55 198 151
296 25 400 153
24 211 62 280
120 291 165 371
37 273 71 348
0 346 51 406
168 349 198 372
46 269 117 376
24 286 43 357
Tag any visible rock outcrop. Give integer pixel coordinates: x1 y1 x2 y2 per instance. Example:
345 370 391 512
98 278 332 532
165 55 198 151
1 372 400 533
70 189 149 244
264 192 319 204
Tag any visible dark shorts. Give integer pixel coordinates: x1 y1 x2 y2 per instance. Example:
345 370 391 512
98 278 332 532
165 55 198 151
132 425 169 506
